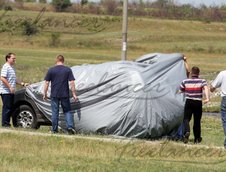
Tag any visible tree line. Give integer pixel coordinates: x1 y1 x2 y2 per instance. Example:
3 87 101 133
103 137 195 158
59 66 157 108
0 0 226 22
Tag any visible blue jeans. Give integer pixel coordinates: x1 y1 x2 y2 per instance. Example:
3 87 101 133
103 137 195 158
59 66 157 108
221 97 226 147
1 94 14 127
51 97 75 132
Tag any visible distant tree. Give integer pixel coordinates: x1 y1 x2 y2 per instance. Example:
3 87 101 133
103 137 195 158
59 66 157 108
81 0 88 7
220 5 226 10
0 0 5 9
139 0 144 9
154 0 168 8
21 20 39 36
52 0 72 12
210 7 223 21
24 0 36 2
40 0 47 3
14 0 24 9
180 4 194 18
0 0 12 11
101 0 118 15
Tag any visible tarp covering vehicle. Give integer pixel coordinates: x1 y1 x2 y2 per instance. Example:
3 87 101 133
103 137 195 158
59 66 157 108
25 53 187 138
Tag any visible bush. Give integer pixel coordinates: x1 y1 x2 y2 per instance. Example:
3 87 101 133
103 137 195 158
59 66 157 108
0 0 5 9
40 0 47 3
4 5 13 11
14 0 24 9
81 0 88 7
21 20 39 36
101 0 119 15
49 32 61 47
52 0 72 12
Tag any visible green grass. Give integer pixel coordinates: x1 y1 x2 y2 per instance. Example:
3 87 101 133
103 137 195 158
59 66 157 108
0 116 226 172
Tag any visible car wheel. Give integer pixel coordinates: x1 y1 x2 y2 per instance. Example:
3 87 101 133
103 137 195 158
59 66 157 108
13 105 39 129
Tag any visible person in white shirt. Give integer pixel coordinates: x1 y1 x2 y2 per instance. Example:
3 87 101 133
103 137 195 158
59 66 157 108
0 53 28 127
210 71 226 148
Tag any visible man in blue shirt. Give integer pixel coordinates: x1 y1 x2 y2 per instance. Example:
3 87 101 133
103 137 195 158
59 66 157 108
43 55 77 134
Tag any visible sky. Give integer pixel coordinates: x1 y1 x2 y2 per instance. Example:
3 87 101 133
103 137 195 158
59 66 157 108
80 0 226 7
175 0 226 7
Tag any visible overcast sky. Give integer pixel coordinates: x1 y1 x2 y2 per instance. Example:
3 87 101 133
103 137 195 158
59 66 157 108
81 0 226 7
175 0 226 6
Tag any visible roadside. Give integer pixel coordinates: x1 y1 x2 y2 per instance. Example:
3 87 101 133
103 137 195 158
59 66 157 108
0 127 224 150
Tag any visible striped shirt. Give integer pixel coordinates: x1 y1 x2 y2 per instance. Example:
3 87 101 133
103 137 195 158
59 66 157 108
180 77 207 101
0 63 16 94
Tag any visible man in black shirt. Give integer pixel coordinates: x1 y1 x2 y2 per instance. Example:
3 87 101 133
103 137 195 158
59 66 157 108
43 55 77 134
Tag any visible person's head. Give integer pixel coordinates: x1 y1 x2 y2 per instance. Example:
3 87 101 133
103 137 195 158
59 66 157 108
56 55 64 64
191 66 200 76
5 53 16 65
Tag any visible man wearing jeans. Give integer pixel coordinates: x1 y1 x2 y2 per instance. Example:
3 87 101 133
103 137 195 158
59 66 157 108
211 71 226 148
0 53 17 127
0 53 28 127
43 55 77 134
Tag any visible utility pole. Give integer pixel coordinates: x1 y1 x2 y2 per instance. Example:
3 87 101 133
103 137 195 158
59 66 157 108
121 0 128 61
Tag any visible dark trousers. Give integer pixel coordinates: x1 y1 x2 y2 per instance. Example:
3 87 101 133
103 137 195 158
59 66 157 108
1 94 14 127
220 97 226 147
183 99 202 140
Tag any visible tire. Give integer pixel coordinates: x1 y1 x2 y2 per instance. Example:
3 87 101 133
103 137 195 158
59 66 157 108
13 105 39 129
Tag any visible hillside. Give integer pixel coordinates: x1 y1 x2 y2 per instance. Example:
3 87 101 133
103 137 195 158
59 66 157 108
0 9 225 109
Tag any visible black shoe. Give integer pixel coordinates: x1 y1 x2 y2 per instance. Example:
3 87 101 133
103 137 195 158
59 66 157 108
51 131 58 134
183 132 190 144
67 128 75 135
2 124 11 128
194 137 202 144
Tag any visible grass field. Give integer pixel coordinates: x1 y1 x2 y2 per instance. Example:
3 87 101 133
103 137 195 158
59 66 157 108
0 9 224 110
1 10 226 78
0 8 226 171
0 116 226 172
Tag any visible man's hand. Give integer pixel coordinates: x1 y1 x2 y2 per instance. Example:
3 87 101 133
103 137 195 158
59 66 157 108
9 87 15 93
73 93 78 102
203 99 209 104
177 90 182 94
43 81 49 101
24 83 30 87
43 94 48 101
21 82 30 87
210 85 216 92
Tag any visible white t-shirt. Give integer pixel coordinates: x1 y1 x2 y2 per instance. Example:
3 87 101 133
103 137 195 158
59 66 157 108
0 63 16 94
211 70 226 97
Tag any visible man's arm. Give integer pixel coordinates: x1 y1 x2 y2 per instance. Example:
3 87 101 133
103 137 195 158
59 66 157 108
16 79 29 87
183 56 190 78
1 76 14 93
203 85 210 104
43 81 49 100
70 80 77 102
210 72 222 92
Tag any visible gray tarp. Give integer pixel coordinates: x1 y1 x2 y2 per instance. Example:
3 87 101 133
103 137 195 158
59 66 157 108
26 53 187 139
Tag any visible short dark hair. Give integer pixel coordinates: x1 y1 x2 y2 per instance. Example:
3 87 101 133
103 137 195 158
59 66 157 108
5 53 15 62
191 66 200 76
56 55 64 63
